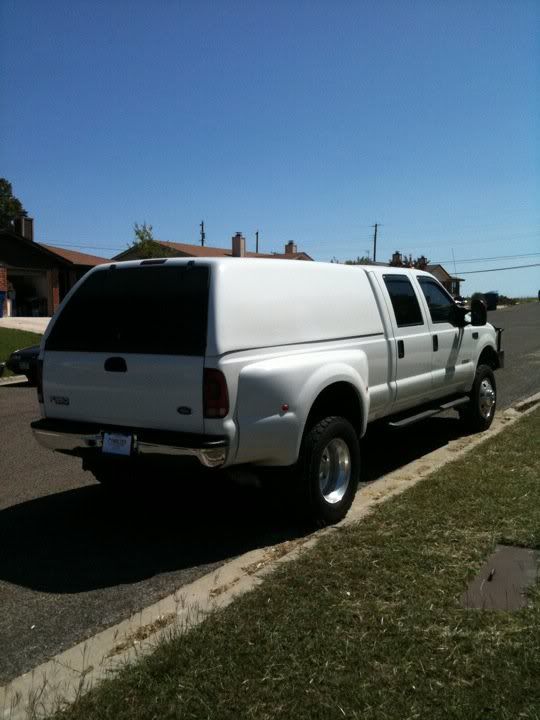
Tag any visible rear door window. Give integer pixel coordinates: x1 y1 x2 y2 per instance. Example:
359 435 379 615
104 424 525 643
383 275 424 327
46 264 209 355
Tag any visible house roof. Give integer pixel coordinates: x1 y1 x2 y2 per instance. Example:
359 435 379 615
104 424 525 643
0 229 75 269
426 264 451 279
113 239 312 262
426 264 464 282
38 243 109 267
251 250 313 261
157 241 230 257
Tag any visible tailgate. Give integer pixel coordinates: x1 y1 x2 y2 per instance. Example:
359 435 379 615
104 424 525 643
43 351 204 432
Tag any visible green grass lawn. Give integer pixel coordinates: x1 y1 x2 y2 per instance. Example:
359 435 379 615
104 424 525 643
0 327 42 376
55 408 540 720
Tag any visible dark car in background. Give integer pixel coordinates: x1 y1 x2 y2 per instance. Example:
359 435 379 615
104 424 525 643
483 292 499 311
5 344 40 384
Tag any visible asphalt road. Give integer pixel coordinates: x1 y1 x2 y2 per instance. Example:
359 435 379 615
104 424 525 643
488 303 540 409
0 301 538 684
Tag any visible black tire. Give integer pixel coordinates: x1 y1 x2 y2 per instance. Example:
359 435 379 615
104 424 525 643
298 416 360 527
459 364 497 432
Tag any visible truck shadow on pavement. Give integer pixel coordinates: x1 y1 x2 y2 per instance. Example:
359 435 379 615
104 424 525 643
0 416 467 595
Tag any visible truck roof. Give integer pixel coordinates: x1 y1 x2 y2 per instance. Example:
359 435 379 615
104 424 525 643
92 256 433 277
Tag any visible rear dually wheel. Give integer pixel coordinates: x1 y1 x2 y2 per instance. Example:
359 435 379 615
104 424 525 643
299 416 360 527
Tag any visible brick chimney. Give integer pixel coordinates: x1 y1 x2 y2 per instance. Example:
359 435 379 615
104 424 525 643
232 232 246 257
285 241 297 255
14 216 34 242
390 250 402 266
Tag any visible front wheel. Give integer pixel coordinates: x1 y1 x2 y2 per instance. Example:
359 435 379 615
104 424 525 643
459 364 497 432
298 416 360 527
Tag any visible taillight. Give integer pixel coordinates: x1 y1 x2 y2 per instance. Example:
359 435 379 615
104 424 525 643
203 368 229 419
37 358 44 404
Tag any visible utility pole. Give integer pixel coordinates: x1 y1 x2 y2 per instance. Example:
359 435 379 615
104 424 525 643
372 223 379 262
255 230 259 254
200 221 205 247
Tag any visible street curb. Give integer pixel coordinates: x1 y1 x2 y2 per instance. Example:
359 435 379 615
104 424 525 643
2 393 540 719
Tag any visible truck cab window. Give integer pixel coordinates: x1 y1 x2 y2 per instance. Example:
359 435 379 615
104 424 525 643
383 275 424 327
418 277 455 323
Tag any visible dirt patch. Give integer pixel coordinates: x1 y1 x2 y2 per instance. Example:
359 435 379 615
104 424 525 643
106 613 177 657
461 545 540 610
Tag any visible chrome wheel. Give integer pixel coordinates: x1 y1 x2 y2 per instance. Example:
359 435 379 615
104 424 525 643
479 378 496 419
318 438 351 504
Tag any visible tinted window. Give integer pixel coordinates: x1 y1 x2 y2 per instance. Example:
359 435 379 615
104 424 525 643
47 265 209 355
418 277 454 323
383 275 424 327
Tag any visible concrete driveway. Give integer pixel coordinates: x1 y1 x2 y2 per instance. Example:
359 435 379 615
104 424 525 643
0 316 51 334
0 301 538 685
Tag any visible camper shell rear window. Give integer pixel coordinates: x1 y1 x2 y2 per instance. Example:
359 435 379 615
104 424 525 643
46 264 209 356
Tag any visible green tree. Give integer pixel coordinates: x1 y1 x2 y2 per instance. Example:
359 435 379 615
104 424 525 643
128 222 172 258
344 256 373 265
134 222 153 242
330 255 373 265
0 178 27 231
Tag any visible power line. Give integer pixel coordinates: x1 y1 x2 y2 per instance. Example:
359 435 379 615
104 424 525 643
31 241 540 270
316 231 540 251
384 223 540 237
39 241 118 251
433 251 540 264
379 232 540 252
459 263 540 274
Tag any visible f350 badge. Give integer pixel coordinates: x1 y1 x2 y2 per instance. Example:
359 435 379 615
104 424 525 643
50 396 70 406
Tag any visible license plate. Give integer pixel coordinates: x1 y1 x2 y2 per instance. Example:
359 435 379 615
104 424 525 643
19 361 30 370
102 432 132 456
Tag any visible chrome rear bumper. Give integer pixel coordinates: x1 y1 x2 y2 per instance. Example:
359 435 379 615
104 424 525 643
31 419 228 468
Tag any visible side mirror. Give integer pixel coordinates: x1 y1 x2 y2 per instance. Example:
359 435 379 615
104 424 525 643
470 293 487 326
451 304 468 327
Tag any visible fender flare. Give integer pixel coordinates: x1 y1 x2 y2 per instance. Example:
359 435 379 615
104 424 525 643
295 359 370 458
475 339 500 371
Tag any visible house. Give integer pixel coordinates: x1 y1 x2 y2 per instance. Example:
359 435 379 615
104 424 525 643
425 264 464 297
113 233 313 262
388 251 464 297
0 217 108 317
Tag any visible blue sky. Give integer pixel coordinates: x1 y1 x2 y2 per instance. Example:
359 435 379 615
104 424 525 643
1 0 538 295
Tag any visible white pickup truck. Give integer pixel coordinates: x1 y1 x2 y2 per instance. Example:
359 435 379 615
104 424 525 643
32 258 503 525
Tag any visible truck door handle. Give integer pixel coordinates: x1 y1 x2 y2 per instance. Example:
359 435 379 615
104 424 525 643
433 334 438 352
397 340 405 359
104 357 127 372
